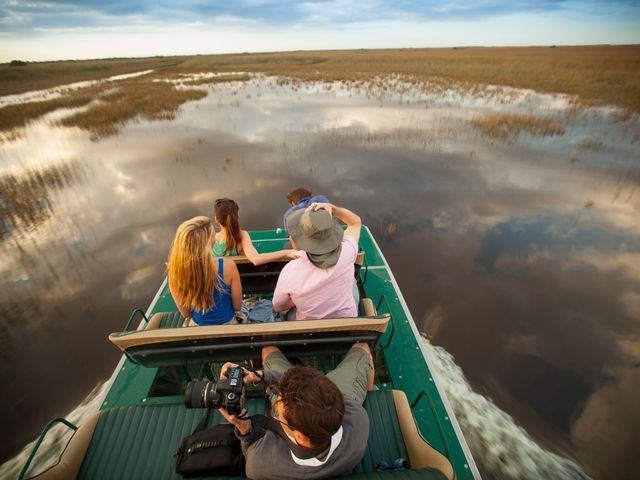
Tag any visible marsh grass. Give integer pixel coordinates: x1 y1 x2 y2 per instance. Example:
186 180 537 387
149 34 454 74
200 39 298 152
2 46 638 142
59 80 207 139
0 79 207 140
579 136 604 150
3 46 638 111
0 161 83 239
173 46 640 113
0 57 183 96
0 88 99 132
472 113 565 140
183 73 251 86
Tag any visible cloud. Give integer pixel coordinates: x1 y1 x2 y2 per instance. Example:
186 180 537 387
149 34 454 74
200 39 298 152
1 0 639 35
1 0 639 61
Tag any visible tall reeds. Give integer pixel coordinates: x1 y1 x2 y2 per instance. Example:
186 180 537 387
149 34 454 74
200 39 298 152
0 79 207 140
4 46 639 112
472 113 565 140
58 80 207 139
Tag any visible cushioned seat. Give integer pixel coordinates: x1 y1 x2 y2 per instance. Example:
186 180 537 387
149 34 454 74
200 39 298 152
356 390 408 473
146 312 185 329
33 391 451 480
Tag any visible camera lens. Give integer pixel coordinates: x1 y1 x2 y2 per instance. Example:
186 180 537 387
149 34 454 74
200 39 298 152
184 380 210 408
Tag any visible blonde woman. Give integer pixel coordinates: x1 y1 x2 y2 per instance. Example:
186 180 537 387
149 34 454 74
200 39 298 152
167 216 242 325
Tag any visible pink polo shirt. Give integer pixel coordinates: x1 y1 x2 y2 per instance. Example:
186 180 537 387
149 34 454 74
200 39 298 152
272 235 358 319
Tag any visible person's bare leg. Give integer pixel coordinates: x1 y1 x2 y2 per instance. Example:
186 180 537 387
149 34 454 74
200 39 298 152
352 342 375 391
262 345 281 365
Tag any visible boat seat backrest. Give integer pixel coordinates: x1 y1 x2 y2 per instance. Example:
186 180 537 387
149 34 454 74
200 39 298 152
146 311 185 330
221 252 365 266
30 390 451 480
117 315 389 347
110 314 390 367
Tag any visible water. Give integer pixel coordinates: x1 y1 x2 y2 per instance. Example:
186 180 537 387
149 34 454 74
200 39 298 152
425 337 590 479
1 74 639 479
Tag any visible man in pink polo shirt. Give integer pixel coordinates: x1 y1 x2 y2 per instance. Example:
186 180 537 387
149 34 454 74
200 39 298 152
272 202 361 319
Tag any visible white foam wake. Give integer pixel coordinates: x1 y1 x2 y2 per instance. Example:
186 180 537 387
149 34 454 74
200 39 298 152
0 382 109 480
422 336 590 480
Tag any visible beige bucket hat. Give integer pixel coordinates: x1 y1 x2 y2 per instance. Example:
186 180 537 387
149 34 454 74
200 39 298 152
287 208 344 268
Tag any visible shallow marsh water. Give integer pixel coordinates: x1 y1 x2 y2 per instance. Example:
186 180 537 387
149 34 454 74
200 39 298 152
1 75 639 479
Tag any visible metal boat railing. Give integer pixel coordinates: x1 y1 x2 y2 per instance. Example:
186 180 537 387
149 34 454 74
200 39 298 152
18 418 78 480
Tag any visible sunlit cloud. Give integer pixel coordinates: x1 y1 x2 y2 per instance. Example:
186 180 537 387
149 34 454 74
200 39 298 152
0 1 638 61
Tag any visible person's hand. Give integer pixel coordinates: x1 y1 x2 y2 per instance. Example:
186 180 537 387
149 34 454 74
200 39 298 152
243 370 264 384
219 362 240 380
283 249 299 260
219 362 263 385
219 407 252 436
308 202 333 215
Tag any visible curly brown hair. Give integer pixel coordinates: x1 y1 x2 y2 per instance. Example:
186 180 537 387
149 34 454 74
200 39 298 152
286 187 312 205
279 366 345 446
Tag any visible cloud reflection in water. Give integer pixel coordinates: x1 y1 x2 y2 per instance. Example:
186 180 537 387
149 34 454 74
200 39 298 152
0 76 639 479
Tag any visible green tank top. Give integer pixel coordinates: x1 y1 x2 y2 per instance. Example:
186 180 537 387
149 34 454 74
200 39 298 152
212 241 238 256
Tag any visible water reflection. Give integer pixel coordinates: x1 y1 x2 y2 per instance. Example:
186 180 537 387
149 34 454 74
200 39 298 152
0 76 639 479
476 216 640 272
0 161 85 240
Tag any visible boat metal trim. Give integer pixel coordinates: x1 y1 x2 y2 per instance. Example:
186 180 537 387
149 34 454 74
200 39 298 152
96 276 168 408
363 226 482 479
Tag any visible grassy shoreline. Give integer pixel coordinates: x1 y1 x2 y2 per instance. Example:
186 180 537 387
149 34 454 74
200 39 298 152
2 46 639 113
0 57 185 96
1 46 638 141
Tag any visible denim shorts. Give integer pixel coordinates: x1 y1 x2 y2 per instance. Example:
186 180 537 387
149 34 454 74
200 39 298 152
264 346 371 405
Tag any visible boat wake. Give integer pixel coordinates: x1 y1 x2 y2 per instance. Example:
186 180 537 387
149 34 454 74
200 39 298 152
422 336 591 480
0 382 109 480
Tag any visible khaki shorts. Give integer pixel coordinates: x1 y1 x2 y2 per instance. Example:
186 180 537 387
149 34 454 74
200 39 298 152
264 346 371 404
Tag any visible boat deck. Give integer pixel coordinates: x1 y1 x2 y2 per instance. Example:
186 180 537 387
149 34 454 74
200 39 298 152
97 226 479 479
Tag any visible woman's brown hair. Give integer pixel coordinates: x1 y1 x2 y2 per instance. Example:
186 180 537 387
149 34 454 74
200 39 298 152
279 366 345 446
214 198 241 254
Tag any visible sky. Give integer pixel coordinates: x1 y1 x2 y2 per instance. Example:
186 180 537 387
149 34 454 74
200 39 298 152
1 0 639 62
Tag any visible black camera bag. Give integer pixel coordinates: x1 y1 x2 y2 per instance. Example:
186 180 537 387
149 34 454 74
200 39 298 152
175 408 245 478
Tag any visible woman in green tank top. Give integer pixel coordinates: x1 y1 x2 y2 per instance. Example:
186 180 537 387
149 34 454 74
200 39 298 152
214 198 295 265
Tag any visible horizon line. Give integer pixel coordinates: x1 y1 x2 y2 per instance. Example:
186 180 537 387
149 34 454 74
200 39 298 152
3 43 640 65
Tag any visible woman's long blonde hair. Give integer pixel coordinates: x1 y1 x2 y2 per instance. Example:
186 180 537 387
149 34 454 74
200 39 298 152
167 216 219 314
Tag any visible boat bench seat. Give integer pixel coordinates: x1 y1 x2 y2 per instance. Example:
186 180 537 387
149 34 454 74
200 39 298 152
144 297 377 332
110 313 390 367
31 390 451 480
147 311 186 329
145 297 377 332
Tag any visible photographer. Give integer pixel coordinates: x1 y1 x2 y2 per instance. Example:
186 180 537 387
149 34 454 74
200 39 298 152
218 342 374 480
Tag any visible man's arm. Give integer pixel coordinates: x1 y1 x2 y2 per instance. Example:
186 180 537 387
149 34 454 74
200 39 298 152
310 203 362 243
272 294 294 313
272 267 295 312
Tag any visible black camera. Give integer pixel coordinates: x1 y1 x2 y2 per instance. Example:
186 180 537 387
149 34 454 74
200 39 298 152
184 367 245 415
